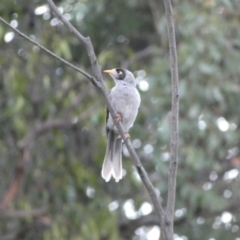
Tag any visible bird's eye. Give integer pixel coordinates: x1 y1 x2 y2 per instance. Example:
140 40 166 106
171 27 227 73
115 69 125 80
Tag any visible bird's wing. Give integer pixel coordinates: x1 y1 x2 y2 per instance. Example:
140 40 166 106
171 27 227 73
106 107 110 135
105 89 111 135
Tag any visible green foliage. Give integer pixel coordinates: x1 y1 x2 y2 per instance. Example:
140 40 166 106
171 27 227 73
0 0 240 239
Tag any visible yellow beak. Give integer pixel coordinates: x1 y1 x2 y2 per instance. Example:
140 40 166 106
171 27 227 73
103 69 114 75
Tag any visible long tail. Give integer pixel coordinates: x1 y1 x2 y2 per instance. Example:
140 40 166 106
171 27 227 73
101 130 122 182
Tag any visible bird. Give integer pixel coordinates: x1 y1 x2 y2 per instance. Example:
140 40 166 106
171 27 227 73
101 68 141 182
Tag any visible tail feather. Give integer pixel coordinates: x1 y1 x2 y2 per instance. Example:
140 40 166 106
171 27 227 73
112 138 122 182
101 130 122 182
101 131 115 182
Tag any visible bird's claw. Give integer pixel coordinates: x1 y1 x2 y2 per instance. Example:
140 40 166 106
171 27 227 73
113 113 122 125
124 132 130 139
117 132 130 140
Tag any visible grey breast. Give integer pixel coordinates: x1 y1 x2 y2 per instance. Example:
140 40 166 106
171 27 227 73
107 79 140 132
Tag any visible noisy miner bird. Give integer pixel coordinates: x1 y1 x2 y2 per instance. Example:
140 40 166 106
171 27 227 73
101 68 141 182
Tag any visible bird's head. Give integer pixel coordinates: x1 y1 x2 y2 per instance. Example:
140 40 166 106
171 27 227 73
104 68 136 86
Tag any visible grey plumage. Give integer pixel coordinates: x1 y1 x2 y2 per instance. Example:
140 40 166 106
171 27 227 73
101 68 141 182
102 130 122 182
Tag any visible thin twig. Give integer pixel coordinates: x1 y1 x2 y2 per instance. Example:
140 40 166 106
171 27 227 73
0 16 97 87
0 208 47 218
46 0 167 231
163 0 180 237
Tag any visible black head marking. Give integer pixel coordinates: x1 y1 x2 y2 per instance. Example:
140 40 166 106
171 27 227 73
115 68 126 80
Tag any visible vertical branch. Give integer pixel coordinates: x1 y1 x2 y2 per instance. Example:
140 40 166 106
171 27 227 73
163 0 180 235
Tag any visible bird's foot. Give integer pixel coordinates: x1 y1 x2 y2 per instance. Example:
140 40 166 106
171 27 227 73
124 132 130 139
113 113 122 125
117 132 130 140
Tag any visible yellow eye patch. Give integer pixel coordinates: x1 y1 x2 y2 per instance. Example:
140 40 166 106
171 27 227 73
116 69 123 75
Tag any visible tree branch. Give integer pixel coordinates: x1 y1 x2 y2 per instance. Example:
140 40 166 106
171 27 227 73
46 0 168 233
163 0 180 237
0 208 47 219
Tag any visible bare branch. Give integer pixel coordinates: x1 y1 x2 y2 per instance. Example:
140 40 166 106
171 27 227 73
163 0 180 235
0 208 47 219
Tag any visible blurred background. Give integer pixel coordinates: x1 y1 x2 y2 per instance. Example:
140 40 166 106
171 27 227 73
0 0 240 239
